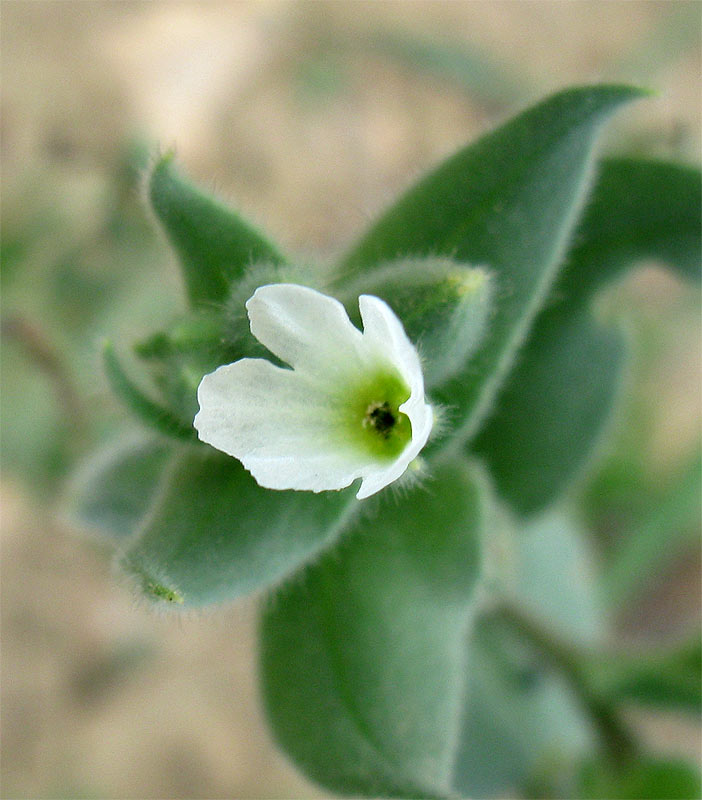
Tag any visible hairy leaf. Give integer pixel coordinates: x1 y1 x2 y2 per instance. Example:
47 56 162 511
339 257 492 389
67 434 171 540
453 510 602 797
260 459 486 798
103 341 197 441
119 448 356 607
473 158 702 515
337 85 646 447
149 153 285 307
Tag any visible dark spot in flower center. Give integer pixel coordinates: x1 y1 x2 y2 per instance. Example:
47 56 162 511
365 402 397 438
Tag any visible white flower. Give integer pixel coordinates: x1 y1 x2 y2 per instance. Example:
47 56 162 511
194 284 433 499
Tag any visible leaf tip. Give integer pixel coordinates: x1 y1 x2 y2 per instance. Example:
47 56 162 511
148 151 177 195
101 338 117 366
448 265 490 299
146 581 185 605
120 551 186 607
151 147 177 174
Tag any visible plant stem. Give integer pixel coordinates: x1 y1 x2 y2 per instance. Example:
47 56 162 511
1 314 88 443
489 600 639 767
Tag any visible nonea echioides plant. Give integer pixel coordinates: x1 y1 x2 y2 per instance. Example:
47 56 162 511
69 85 701 799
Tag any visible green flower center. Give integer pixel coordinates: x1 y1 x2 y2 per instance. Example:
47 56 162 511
339 366 412 461
365 402 397 438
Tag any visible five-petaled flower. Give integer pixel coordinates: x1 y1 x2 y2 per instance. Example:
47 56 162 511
194 284 433 498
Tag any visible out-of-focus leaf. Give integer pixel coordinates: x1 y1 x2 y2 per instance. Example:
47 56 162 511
578 756 701 800
473 305 628 516
516 510 605 645
561 159 701 298
369 31 525 109
134 311 227 361
602 449 701 610
340 257 492 389
453 619 594 799
472 158 702 516
0 338 73 491
336 85 645 449
119 448 356 608
453 509 602 797
103 341 197 442
148 153 285 307
67 434 171 540
588 635 701 715
260 459 486 798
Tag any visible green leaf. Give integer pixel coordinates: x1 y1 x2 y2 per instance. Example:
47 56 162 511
369 31 525 110
339 257 492 389
336 85 646 446
148 153 285 307
588 635 701 715
134 310 227 361
67 434 171 540
453 510 603 797
472 158 701 516
602 450 701 611
473 306 628 515
119 448 356 608
260 459 486 798
516 510 605 645
453 618 594 799
0 331 74 493
560 158 701 301
103 341 197 441
578 756 701 800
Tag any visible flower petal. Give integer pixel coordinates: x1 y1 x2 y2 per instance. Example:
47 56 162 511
246 284 365 382
356 415 430 499
194 358 373 493
358 294 434 497
359 294 424 394
196 286 434 500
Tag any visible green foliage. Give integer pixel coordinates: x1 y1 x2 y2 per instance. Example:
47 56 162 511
602 449 701 610
134 311 227 361
119 448 357 607
454 510 603 798
0 334 75 491
454 619 594 799
68 435 171 540
61 83 702 799
588 635 701 715
336 85 647 448
473 158 702 516
472 304 628 516
515 511 605 645
340 258 492 389
560 159 701 296
260 459 485 798
1 140 173 495
148 153 285 307
578 757 701 800
103 341 197 441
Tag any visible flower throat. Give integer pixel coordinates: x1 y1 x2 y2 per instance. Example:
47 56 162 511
365 402 397 439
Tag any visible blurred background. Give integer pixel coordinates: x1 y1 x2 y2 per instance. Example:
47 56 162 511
1 2 700 798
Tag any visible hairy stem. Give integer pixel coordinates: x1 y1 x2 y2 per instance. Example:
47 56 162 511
2 314 88 443
488 600 638 767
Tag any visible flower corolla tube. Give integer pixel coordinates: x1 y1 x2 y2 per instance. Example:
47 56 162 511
194 284 433 499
